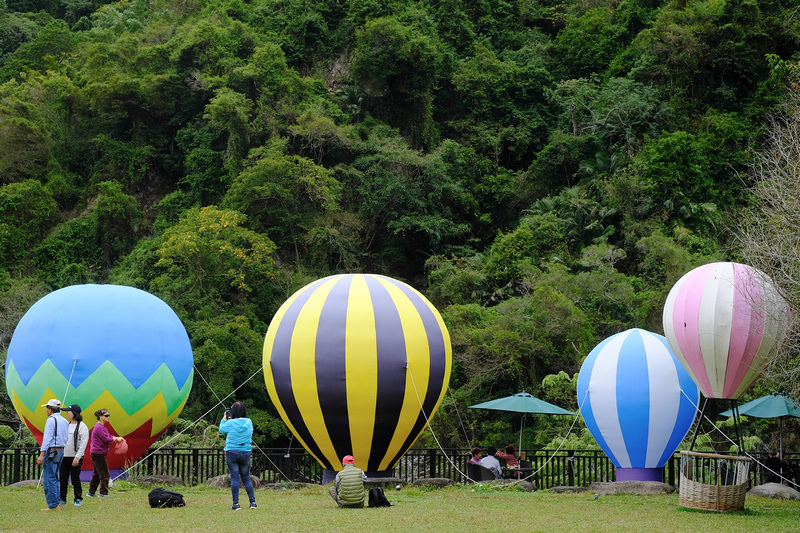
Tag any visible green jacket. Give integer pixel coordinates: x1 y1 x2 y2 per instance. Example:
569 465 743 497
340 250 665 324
336 464 365 507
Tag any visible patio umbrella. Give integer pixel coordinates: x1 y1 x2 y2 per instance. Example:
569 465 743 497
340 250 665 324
469 391 575 455
720 393 800 456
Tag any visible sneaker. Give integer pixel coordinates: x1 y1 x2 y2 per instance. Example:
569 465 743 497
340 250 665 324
74 499 82 507
98 494 110 498
87 493 96 498
231 503 241 511
59 500 67 506
249 502 257 509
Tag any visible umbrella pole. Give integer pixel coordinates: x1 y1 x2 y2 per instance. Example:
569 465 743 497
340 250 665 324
519 413 525 458
731 400 744 453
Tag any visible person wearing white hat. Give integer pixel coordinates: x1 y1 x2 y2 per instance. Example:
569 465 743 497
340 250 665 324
37 399 69 510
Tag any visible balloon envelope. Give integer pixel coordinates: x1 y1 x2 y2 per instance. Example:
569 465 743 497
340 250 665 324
263 274 451 474
663 262 790 399
577 329 699 478
5 284 194 470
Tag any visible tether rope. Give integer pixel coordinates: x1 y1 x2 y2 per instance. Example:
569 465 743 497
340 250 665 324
36 360 78 490
447 385 472 450
680 389 799 490
113 362 290 482
61 360 77 407
192 364 225 405
407 363 585 486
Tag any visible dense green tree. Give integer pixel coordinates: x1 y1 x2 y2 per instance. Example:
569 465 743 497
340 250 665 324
222 146 359 270
351 11 449 147
0 179 58 270
0 0 796 449
442 42 555 168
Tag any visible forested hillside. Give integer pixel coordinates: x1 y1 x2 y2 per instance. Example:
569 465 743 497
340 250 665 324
1 0 799 451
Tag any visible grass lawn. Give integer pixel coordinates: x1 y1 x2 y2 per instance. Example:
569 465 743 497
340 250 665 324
1 481 798 532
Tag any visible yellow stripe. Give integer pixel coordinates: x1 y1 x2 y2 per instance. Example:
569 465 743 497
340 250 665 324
12 389 62 433
13 389 187 437
345 275 378 465
262 280 322 464
262 278 321 462
375 278 431 470
292 276 343 467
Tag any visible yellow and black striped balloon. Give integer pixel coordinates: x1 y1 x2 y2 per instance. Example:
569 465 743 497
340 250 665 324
263 274 452 473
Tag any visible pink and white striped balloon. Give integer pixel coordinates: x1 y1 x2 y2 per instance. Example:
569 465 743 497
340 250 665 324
662 262 790 399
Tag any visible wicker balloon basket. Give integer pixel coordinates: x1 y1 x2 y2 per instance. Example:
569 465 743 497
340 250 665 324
678 451 752 512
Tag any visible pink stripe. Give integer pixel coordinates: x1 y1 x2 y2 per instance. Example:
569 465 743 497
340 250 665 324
723 264 765 398
670 263 717 396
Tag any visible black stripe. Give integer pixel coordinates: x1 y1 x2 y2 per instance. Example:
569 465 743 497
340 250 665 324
365 276 406 472
315 276 352 466
382 277 449 468
270 278 331 469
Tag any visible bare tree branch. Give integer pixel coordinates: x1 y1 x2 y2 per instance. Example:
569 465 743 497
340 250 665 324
734 85 800 401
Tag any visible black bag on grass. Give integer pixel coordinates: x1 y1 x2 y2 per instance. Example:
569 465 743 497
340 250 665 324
367 487 391 507
148 487 186 508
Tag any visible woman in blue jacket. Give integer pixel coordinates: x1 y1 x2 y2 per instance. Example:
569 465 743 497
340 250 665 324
219 401 257 510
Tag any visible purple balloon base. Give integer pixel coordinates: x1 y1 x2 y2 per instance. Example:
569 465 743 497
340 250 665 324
615 467 663 482
79 468 128 483
322 469 394 485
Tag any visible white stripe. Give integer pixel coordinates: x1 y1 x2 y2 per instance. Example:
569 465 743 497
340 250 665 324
644 334 679 467
699 263 734 397
588 332 629 467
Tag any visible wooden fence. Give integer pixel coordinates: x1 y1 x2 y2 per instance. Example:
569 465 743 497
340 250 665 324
1 447 796 489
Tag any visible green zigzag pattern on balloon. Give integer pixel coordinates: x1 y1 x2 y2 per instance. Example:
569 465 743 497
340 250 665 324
5 359 193 414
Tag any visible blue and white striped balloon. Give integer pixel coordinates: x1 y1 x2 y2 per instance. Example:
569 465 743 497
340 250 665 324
577 329 699 481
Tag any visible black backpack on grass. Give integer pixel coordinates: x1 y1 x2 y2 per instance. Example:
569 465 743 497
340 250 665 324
367 487 391 507
148 487 186 508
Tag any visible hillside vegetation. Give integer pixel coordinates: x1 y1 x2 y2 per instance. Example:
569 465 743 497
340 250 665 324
1 0 799 450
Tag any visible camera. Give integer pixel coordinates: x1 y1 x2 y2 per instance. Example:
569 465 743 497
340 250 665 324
225 408 231 418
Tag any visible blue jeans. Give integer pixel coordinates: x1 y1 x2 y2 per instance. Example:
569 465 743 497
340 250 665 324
43 448 64 508
225 450 255 505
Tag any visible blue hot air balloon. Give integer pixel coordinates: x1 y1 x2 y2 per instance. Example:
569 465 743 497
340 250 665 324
577 329 699 481
6 284 194 475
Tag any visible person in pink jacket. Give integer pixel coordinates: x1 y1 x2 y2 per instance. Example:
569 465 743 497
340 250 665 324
87 408 123 497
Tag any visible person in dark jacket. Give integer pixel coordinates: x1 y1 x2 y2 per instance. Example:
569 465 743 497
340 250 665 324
329 455 367 508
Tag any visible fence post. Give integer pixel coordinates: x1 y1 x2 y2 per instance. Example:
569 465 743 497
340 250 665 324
192 449 199 486
429 449 436 478
668 455 675 486
568 450 575 486
13 448 21 484
147 448 154 476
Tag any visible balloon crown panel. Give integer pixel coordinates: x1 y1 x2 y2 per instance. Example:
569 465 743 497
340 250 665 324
5 284 194 470
577 329 699 470
662 262 790 399
263 274 452 473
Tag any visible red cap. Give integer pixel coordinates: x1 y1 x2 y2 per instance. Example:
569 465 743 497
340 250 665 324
342 455 355 464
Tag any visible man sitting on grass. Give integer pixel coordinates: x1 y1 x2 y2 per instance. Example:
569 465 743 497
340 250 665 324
329 455 367 508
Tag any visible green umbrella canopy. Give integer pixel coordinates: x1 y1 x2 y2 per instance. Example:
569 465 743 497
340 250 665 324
469 392 575 454
469 392 575 415
720 394 800 419
721 393 800 457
